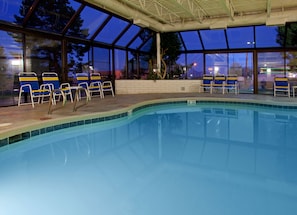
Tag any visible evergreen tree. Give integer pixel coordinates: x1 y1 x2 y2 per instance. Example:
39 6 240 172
277 23 297 74
12 0 88 78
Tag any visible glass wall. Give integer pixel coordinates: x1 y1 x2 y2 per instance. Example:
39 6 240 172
204 53 253 93
1 0 297 106
93 47 111 80
257 52 285 94
114 49 127 80
0 30 23 106
26 35 62 75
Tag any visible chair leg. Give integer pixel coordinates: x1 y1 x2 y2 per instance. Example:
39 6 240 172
18 91 22 106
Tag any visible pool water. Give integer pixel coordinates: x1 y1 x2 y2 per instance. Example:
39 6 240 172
1 103 297 215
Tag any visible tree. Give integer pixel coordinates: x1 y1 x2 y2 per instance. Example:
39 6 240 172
12 0 88 79
149 32 182 79
277 23 297 74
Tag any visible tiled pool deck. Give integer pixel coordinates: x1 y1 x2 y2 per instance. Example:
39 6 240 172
1 93 297 146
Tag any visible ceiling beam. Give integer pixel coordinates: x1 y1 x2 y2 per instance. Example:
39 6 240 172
172 0 205 23
220 0 235 21
266 0 271 17
119 0 173 24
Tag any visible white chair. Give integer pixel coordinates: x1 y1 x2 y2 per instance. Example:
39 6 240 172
274 77 290 97
224 75 239 94
42 72 73 104
18 72 51 108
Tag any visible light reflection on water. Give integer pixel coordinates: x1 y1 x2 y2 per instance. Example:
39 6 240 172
1 103 297 215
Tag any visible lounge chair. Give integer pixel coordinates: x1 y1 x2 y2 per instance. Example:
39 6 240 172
200 74 213 93
224 75 239 94
100 79 114 98
274 77 290 97
211 75 225 94
76 73 90 99
18 72 51 108
42 72 73 104
89 73 104 98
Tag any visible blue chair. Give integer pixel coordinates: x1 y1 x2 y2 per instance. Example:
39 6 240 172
274 77 290 97
200 74 213 93
18 72 51 108
224 75 239 94
42 72 73 104
211 75 225 94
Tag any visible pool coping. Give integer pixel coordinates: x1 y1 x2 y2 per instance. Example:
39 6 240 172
1 96 297 147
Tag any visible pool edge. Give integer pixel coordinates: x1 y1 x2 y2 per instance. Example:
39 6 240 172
1 96 297 147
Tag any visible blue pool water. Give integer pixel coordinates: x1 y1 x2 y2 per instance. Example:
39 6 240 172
1 102 297 215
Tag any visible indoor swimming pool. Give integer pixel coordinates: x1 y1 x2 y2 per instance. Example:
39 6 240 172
1 101 297 215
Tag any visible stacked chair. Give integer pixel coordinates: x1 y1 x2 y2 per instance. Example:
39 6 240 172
97 75 114 98
76 73 90 100
76 72 114 99
200 74 213 93
42 72 73 104
200 74 239 94
211 74 226 94
18 72 51 108
224 75 239 94
274 77 290 97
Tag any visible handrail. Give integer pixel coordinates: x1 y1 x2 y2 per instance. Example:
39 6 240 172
72 87 91 112
48 89 66 114
48 87 91 114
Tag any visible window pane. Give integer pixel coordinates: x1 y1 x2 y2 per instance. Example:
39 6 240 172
139 53 149 79
114 49 126 79
140 37 153 52
285 23 297 48
93 47 111 79
229 53 253 93
227 27 254 49
258 52 285 94
0 30 23 106
127 51 137 79
129 36 143 50
116 25 141 47
95 17 129 44
26 35 61 75
205 53 228 75
26 1 81 33
66 6 109 39
200 29 227 49
186 54 204 79
180 31 202 50
0 0 27 23
67 42 90 84
255 26 281 48
286 51 297 78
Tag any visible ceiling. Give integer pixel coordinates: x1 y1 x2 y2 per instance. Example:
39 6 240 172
86 0 297 32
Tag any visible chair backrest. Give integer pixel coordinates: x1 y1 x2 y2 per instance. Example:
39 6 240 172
18 72 40 92
76 73 89 88
274 77 289 87
90 73 102 83
214 75 225 84
202 75 213 84
76 73 89 83
226 75 238 85
42 72 60 90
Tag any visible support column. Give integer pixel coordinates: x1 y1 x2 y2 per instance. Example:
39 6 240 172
156 32 161 72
